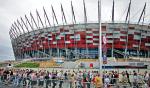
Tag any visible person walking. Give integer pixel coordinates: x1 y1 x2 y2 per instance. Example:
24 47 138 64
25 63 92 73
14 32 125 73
86 72 91 88
144 71 149 84
77 71 83 88
30 72 38 88
45 72 51 88
39 73 44 88
133 71 139 88
82 71 87 88
52 72 57 88
70 73 76 88
125 71 131 86
58 71 64 88
94 74 103 88
104 75 110 88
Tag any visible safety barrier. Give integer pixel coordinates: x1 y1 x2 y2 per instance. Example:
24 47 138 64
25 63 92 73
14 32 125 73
0 78 96 88
0 76 148 88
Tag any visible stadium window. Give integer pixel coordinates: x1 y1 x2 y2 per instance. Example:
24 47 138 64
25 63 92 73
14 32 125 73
102 26 106 29
129 26 135 29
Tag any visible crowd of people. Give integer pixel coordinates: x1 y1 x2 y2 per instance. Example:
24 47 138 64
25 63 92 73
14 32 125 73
0 68 150 88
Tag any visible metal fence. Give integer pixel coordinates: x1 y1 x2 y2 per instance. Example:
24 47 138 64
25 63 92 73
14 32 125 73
0 76 148 88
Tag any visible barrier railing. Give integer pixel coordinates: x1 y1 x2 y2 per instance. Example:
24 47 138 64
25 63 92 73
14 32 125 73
0 77 96 88
0 76 148 88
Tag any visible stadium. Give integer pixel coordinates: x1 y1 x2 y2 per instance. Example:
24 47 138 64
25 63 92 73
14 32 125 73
9 0 150 61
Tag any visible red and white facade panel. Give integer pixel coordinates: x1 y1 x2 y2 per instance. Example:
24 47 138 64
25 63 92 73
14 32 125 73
12 23 150 57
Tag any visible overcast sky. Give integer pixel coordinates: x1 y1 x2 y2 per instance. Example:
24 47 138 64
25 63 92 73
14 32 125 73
0 0 149 61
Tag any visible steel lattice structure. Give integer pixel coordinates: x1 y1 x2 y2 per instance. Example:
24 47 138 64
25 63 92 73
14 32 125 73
9 0 150 60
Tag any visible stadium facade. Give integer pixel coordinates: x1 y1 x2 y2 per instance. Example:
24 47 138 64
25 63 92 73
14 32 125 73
9 23 150 60
9 1 150 60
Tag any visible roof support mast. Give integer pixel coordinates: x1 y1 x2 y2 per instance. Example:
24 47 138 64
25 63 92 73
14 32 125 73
61 3 68 60
12 24 20 58
83 0 89 59
36 10 44 28
61 4 67 24
138 3 146 24
71 1 77 60
20 17 34 58
111 0 115 58
17 19 30 59
71 1 76 24
43 7 51 27
51 5 59 58
9 29 16 57
11 26 18 59
14 22 24 59
43 7 52 58
25 14 39 58
125 0 131 60
36 10 46 58
137 3 146 60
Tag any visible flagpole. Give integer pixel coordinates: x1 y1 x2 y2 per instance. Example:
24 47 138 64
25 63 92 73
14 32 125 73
98 0 102 75
112 0 114 58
